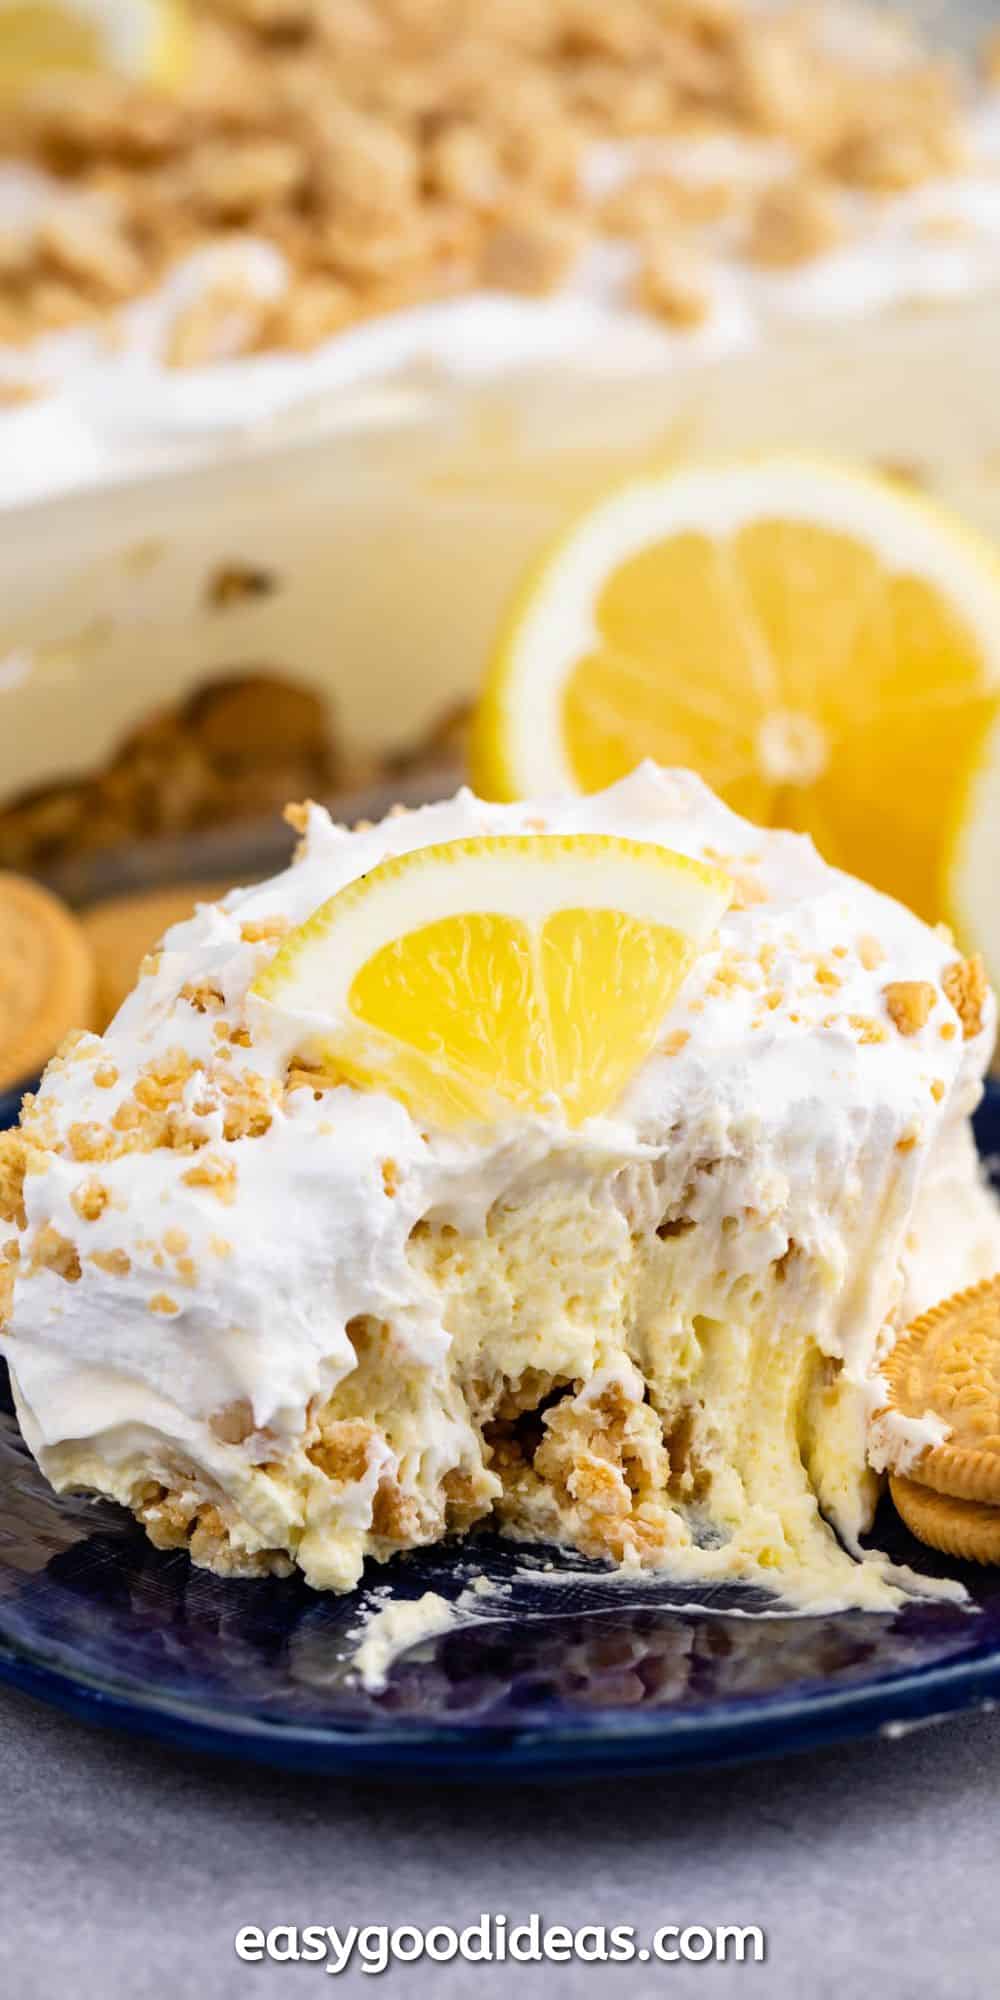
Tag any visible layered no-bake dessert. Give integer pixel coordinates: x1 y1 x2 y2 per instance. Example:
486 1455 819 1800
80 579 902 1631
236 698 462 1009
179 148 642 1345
2 764 997 1609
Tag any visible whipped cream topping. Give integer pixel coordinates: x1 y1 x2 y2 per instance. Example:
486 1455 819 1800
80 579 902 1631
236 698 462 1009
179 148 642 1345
3 764 998 1605
3 97 1000 508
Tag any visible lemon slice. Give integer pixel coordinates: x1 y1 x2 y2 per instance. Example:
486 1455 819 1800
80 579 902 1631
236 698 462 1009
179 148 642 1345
251 835 730 1128
472 457 1000 923
0 0 189 92
943 707 1000 1002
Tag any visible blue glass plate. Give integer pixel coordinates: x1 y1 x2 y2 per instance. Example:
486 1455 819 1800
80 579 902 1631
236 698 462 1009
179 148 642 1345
1 1080 999 1780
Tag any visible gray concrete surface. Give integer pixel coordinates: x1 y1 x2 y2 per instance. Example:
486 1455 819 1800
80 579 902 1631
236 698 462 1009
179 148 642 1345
1 1682 998 1998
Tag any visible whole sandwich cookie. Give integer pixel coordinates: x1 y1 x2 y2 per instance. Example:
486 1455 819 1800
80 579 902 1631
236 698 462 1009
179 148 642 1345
880 1275 1000 1564
0 874 96 1093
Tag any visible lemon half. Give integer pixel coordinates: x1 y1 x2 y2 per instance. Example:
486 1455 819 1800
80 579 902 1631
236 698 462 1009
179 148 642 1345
472 457 1000 923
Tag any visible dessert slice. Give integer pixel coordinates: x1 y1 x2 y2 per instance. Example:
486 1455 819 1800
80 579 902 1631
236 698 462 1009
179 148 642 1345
1 765 998 1609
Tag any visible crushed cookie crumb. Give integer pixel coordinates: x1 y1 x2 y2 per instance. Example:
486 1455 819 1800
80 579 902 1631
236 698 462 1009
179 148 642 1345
661 1029 690 1056
745 175 844 268
93 1062 119 1089
71 1180 109 1223
600 173 682 238
240 917 289 944
210 1399 256 1446
382 1159 399 1198
149 1292 180 1315
829 122 961 196
942 954 988 1040
857 934 886 971
182 978 225 1013
286 1065 330 1099
636 239 711 327
218 1068 278 1140
940 1021 957 1042
0 1132 33 1230
181 1154 238 1204
848 1014 889 1046
883 980 937 1036
480 199 587 295
68 1121 115 1164
930 1078 945 1102
56 1030 93 1063
31 1224 81 1282
91 1247 131 1277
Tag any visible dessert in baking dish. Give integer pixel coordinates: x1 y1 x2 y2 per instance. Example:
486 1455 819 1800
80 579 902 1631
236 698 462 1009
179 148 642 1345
2 764 997 1608
3 5 1000 873
2 0 1000 500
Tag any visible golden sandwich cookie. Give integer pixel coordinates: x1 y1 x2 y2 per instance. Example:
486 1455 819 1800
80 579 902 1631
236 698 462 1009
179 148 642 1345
890 1475 1000 1566
883 1277 1000 1505
0 873 97 1091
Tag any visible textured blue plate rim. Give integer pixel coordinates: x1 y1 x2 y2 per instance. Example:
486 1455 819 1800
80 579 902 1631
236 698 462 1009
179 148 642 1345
0 1079 998 1780
0 1615 999 1780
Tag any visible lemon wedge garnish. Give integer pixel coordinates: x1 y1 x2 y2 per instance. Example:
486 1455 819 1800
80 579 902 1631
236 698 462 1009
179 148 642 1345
472 457 1000 923
0 0 189 93
250 835 731 1128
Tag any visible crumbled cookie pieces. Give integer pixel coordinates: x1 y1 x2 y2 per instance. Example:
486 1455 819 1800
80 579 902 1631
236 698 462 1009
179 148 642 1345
942 953 989 1040
0 0 976 363
883 980 937 1037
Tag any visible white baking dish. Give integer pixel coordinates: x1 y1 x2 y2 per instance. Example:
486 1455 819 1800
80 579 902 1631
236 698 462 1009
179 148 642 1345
2 290 1000 822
